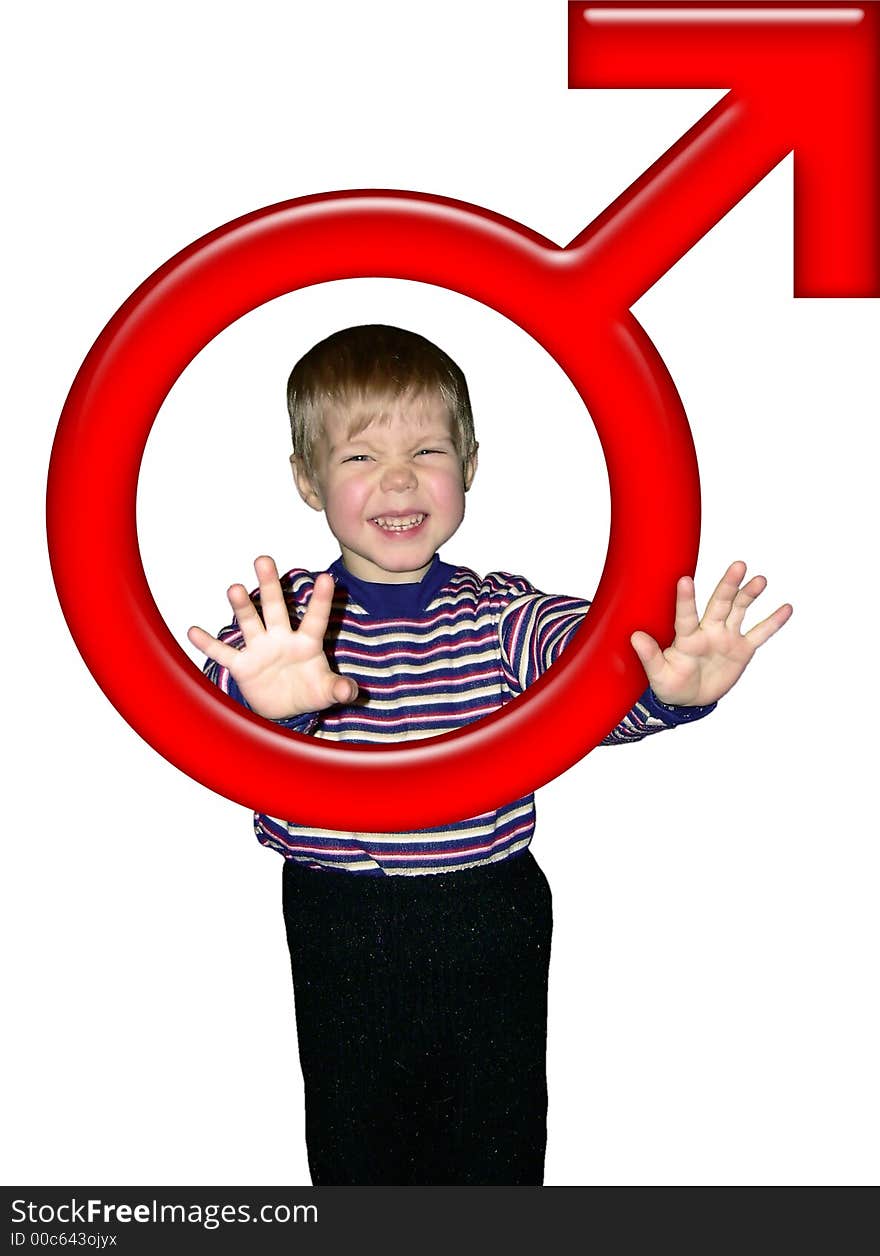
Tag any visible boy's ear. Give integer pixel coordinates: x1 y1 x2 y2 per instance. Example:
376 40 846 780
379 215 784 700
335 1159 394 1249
463 443 479 492
290 454 325 512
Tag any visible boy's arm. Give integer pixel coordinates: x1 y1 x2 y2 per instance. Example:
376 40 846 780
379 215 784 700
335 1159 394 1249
596 686 716 745
498 561 790 744
497 587 710 745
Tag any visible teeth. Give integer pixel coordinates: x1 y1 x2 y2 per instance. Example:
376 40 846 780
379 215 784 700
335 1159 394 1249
372 514 425 531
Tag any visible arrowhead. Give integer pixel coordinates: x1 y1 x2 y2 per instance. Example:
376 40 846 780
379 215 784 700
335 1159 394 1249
568 2 880 297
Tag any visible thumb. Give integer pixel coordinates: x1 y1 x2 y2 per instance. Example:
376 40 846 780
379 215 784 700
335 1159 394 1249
329 675 359 706
630 631 664 684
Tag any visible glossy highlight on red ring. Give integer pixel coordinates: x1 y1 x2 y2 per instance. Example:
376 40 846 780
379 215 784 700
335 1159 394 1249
46 191 701 831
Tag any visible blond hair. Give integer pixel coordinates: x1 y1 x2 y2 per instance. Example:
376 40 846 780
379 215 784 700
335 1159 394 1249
287 325 476 479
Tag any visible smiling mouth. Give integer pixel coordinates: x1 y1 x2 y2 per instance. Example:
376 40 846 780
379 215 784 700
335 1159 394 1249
370 514 426 533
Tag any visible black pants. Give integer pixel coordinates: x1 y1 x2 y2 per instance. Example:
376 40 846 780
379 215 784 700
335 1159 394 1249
282 850 553 1185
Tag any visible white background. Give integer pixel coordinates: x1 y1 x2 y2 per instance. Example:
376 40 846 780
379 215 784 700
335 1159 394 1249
4 1 878 1186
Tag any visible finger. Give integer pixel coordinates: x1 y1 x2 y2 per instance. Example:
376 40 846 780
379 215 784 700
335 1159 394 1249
298 572 336 642
328 673 359 706
630 630 665 686
226 583 265 644
743 602 793 650
253 555 291 632
725 574 767 632
672 576 700 639
187 625 242 670
701 560 748 626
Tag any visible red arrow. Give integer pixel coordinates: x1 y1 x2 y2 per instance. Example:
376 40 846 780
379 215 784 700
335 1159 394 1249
567 1 879 299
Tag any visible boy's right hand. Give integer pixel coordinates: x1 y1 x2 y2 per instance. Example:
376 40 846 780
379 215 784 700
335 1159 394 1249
187 556 358 720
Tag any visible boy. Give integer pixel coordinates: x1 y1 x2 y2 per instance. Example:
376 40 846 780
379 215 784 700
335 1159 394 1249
188 324 791 1185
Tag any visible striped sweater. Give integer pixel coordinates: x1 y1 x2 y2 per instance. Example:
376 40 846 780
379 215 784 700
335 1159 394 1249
205 555 714 876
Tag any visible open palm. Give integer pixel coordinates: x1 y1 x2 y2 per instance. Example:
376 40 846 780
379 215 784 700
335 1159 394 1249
188 557 358 720
630 561 792 707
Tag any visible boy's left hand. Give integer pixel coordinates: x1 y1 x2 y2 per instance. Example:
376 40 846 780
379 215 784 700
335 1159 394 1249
630 561 793 707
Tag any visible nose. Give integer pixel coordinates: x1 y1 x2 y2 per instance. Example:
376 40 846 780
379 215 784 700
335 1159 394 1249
379 459 418 493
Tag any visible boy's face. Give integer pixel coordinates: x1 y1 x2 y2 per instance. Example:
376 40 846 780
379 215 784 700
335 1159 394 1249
294 392 477 584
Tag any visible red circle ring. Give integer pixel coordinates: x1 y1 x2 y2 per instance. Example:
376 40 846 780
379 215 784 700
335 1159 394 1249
47 191 700 831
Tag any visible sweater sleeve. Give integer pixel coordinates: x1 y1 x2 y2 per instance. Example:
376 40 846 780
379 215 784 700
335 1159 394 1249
496 580 715 744
201 570 319 734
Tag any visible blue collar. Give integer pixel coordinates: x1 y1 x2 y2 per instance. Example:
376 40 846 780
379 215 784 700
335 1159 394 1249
327 554 457 618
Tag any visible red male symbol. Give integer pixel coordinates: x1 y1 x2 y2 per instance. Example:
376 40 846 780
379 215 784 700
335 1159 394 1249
47 2 879 830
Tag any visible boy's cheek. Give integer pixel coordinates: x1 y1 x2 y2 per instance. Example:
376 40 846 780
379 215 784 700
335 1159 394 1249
325 485 374 532
438 473 469 516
